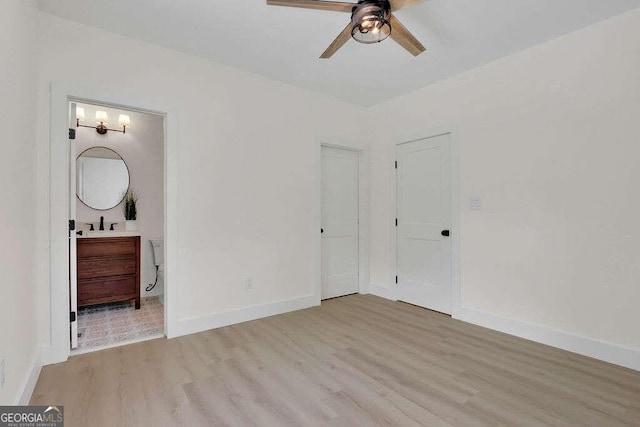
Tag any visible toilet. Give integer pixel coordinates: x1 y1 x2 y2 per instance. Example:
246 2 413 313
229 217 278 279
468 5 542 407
150 239 164 292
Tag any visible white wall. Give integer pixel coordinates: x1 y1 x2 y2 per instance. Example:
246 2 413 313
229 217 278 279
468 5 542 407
0 0 39 405
75 103 165 298
369 8 640 352
36 13 366 347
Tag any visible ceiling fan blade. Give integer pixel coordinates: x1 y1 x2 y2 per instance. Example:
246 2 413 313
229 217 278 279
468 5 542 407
266 0 355 13
389 0 422 12
389 14 426 56
320 22 353 58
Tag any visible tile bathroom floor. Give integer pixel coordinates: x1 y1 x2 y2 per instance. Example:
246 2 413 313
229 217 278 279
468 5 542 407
76 296 164 351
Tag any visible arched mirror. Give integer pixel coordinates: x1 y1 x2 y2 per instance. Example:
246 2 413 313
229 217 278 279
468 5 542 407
76 147 130 210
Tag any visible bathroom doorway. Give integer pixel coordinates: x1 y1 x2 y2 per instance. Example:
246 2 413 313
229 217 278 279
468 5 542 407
69 100 166 353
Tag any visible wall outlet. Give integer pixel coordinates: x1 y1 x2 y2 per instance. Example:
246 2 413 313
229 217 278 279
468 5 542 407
245 278 253 290
469 198 482 210
0 358 5 389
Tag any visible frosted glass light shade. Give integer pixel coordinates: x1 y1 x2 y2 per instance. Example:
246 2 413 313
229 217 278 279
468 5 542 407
118 114 131 128
76 107 85 121
95 110 109 124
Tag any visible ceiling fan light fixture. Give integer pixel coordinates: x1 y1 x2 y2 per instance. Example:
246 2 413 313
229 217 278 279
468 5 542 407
351 1 391 44
266 0 426 58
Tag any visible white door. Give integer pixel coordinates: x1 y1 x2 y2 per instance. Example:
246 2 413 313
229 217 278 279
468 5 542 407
396 134 452 314
321 146 359 300
69 102 78 349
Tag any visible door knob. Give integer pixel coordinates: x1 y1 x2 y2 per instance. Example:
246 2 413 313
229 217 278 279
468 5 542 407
321 228 324 234
441 230 450 237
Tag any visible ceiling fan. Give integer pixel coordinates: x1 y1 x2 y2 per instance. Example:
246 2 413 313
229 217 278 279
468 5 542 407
266 0 426 58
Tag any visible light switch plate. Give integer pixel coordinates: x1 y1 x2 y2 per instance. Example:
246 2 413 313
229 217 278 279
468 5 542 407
470 198 482 210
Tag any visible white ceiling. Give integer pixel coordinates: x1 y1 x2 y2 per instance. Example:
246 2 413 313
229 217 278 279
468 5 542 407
38 0 640 106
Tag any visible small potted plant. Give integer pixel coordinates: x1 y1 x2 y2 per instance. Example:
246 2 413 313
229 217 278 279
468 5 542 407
123 189 139 231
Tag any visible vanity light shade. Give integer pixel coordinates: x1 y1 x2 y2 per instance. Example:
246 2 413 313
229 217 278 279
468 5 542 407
76 107 85 121
95 110 109 124
118 114 131 128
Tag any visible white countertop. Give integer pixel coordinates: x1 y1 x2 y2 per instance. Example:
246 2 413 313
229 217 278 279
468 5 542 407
78 231 142 238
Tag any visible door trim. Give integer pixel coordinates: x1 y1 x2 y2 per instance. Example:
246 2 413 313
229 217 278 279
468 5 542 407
314 141 370 303
44 82 179 365
388 127 461 316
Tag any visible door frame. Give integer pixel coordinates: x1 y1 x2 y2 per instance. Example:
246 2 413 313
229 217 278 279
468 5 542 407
68 102 78 350
388 127 461 316
314 141 370 303
44 82 179 365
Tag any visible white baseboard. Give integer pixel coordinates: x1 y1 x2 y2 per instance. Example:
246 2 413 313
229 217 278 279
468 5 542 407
368 283 398 301
14 348 42 405
173 294 319 337
454 308 640 372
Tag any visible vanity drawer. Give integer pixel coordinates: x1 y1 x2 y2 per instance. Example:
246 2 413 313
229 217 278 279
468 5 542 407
78 276 136 306
77 256 137 280
77 237 137 258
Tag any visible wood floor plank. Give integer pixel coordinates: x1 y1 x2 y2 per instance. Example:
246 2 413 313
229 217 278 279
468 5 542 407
31 295 640 426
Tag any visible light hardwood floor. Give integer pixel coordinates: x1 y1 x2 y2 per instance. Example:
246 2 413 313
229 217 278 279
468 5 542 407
31 295 640 426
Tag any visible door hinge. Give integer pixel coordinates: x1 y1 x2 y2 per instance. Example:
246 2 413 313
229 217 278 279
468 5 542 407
395 275 398 284
70 311 76 322
69 219 76 231
395 160 398 169
69 128 76 140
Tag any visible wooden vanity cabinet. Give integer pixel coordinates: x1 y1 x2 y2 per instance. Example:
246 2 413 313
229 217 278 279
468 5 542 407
77 236 141 309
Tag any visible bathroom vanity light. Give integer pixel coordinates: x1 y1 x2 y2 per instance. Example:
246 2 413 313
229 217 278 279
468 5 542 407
76 109 131 134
